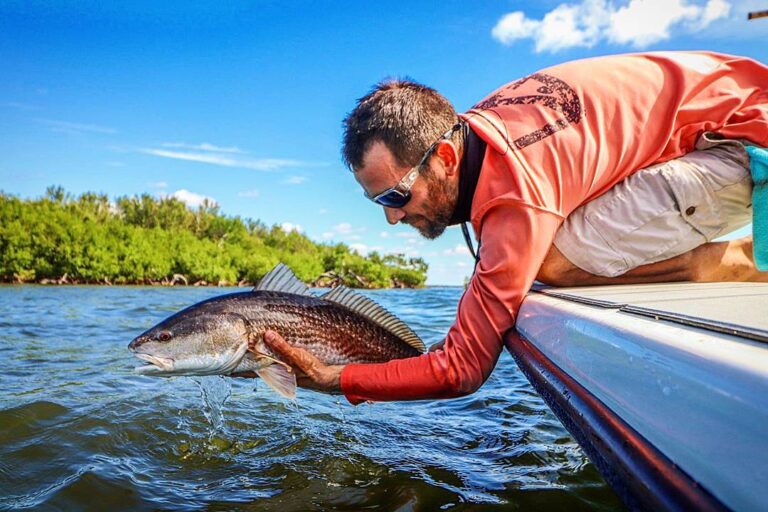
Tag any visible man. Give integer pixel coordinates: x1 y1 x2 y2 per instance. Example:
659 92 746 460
262 51 768 403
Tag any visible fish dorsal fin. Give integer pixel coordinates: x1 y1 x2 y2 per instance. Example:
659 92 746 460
253 263 311 296
321 287 425 353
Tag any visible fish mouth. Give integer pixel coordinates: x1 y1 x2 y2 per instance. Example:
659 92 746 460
130 340 250 377
133 352 175 374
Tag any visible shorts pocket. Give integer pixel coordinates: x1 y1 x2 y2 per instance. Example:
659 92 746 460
580 164 694 274
659 163 727 241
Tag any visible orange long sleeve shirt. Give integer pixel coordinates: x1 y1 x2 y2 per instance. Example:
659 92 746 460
341 51 768 404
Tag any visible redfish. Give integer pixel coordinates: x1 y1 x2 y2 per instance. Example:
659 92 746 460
128 264 424 398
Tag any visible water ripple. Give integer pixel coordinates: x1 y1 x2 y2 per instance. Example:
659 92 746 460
0 285 623 510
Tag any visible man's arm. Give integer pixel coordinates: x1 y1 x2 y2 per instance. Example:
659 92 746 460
266 202 564 403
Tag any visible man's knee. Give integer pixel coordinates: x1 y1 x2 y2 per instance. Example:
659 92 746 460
683 238 762 282
553 138 752 283
538 245 589 287
673 249 702 281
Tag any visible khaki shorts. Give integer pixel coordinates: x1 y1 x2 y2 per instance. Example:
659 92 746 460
554 134 754 277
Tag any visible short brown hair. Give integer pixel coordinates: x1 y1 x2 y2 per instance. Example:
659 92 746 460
342 78 460 171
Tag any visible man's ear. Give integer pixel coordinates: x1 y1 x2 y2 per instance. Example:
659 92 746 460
434 141 460 177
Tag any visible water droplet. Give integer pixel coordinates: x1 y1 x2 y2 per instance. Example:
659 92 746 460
193 376 232 439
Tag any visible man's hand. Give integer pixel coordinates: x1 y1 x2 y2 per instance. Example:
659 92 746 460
429 339 446 352
262 330 344 394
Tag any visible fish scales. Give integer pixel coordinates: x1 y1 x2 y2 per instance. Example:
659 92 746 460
221 292 419 364
128 264 424 398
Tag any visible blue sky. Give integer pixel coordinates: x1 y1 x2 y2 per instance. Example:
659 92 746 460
2 0 766 285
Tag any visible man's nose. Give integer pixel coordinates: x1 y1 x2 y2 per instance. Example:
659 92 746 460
384 207 405 225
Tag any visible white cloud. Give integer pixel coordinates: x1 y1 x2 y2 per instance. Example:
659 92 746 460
348 243 384 255
149 181 167 189
395 232 418 239
491 0 731 52
695 0 731 26
318 208 328 214
334 222 354 234
38 119 117 134
491 11 539 44
321 222 368 241
2 101 37 110
161 142 245 153
282 175 307 185
333 222 366 236
238 189 260 198
379 231 390 238
606 0 698 46
141 148 307 171
170 189 217 208
280 222 303 233
143 141 327 172
394 247 422 258
361 245 420 257
443 244 471 256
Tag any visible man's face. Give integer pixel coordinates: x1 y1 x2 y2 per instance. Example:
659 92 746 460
355 141 458 239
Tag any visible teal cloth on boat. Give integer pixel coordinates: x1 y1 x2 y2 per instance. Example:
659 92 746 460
747 145 768 271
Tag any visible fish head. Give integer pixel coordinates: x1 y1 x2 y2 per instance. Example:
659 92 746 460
129 309 252 377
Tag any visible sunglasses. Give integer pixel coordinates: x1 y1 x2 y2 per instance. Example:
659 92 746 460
366 122 463 208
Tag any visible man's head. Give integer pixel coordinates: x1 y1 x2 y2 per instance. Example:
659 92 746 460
342 79 463 239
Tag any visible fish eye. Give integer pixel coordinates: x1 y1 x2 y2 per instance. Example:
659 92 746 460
157 331 172 342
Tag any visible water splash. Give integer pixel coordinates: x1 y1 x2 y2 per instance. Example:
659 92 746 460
193 376 232 439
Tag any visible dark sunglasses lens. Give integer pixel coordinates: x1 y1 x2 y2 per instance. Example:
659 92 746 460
376 190 410 208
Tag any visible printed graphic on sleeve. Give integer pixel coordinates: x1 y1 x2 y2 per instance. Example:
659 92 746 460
474 73 583 150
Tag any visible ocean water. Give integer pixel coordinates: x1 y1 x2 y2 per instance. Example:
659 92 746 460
0 285 623 511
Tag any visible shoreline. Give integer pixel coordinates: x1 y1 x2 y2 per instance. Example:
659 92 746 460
1 275 424 289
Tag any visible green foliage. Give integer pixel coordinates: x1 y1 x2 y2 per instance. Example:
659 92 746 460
0 188 427 288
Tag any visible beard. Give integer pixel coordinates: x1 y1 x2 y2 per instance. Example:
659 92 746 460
403 172 458 240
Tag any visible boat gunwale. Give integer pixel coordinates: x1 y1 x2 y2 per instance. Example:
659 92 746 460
505 332 730 512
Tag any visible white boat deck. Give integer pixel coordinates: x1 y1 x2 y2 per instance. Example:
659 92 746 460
535 282 768 341
517 282 768 512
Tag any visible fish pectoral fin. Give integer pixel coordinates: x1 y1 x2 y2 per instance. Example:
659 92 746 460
256 364 297 399
248 349 293 373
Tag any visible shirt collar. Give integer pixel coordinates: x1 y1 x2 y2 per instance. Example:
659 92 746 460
449 123 486 225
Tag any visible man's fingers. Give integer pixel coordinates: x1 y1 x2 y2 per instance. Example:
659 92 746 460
429 339 446 352
230 371 258 378
296 375 318 388
261 330 342 393
263 330 320 376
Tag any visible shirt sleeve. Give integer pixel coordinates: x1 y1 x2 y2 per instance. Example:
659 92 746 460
340 201 564 404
